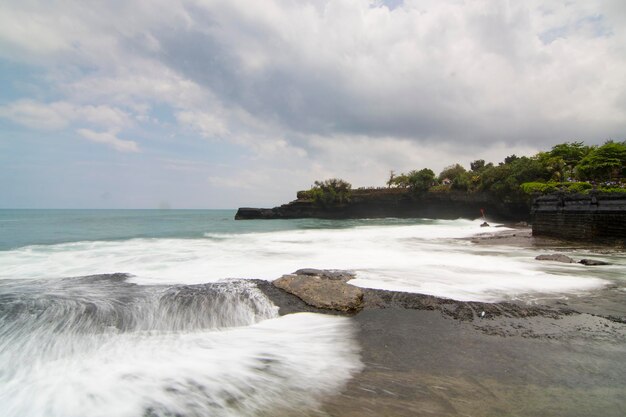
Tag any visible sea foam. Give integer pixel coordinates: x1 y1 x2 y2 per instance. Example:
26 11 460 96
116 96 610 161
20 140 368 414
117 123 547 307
0 218 614 302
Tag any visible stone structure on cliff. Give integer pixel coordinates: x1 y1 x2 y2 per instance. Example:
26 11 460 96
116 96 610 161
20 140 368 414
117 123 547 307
531 192 626 241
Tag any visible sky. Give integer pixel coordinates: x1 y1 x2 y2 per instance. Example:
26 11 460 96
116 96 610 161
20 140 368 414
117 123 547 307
1 0 625 209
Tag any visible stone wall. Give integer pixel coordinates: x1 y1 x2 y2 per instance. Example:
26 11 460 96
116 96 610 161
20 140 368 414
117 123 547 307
531 193 626 241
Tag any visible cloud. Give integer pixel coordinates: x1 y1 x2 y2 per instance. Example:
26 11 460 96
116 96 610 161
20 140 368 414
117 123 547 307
1 0 625 207
76 129 140 153
147 0 626 147
2 0 624 149
0 100 132 130
0 100 72 130
176 110 229 138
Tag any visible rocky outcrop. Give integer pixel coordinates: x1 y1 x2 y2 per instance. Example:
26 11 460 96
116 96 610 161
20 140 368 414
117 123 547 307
531 192 626 241
256 269 581 321
535 254 575 263
236 189 530 221
272 269 364 312
579 259 611 266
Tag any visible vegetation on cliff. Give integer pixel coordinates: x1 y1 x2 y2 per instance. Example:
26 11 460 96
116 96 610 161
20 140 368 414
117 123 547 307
307 178 352 207
302 140 626 207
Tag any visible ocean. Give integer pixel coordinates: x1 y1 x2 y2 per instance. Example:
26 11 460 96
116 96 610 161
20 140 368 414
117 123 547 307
0 209 623 416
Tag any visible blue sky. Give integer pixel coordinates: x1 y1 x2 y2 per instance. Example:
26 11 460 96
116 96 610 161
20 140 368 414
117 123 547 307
1 0 625 208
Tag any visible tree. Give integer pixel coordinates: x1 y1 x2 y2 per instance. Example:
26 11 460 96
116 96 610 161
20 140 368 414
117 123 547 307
550 142 589 166
386 170 395 188
438 164 467 182
548 141 591 179
407 168 435 192
452 172 471 191
504 154 519 164
477 156 550 201
576 141 626 181
470 159 485 172
536 152 566 181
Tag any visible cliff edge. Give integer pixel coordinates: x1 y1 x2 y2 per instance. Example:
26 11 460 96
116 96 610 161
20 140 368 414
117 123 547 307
235 189 529 221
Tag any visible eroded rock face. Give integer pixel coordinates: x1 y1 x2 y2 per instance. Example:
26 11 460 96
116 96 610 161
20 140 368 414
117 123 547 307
535 254 575 263
273 270 364 312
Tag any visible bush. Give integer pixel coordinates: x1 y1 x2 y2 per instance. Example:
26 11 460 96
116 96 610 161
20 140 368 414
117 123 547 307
564 182 593 193
597 186 626 194
520 182 557 195
520 181 594 195
429 184 451 193
309 178 352 207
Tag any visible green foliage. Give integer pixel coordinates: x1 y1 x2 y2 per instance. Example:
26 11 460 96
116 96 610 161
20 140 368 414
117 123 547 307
566 182 593 193
438 164 466 182
476 156 551 201
549 141 590 173
576 141 626 180
520 182 557 194
451 172 471 191
504 154 519 164
536 152 566 181
390 174 410 188
407 168 435 193
309 178 352 207
429 184 451 193
470 159 485 171
520 181 593 195
597 187 626 194
383 139 625 202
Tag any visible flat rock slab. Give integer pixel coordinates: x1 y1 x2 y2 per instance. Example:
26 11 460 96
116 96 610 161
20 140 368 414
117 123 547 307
273 270 364 312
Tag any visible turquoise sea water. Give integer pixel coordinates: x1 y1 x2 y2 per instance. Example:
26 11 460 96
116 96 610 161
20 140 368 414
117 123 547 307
0 209 264 250
0 209 425 250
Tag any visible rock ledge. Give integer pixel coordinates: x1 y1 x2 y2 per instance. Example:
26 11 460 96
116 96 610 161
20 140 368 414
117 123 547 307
273 269 364 312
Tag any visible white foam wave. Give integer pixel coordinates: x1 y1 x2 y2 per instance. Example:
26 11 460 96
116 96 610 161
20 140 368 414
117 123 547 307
0 313 362 417
0 219 614 301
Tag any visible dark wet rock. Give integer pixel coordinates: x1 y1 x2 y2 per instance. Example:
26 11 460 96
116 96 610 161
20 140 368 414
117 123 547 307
535 254 575 263
360 288 572 322
579 259 610 266
272 270 364 312
480 222 490 227
258 269 575 322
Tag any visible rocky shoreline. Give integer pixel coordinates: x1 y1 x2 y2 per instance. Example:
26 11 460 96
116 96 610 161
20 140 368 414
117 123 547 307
252 265 626 417
255 268 625 328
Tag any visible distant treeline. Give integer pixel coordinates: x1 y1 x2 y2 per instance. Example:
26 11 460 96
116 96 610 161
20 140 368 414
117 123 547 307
304 140 626 206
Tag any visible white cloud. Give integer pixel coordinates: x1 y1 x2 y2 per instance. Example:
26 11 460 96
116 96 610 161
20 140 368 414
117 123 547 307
3 0 624 148
0 100 132 131
76 129 139 153
0 100 72 130
176 110 229 138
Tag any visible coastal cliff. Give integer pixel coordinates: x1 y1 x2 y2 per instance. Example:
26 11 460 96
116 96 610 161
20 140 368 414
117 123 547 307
531 192 626 241
236 189 529 221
